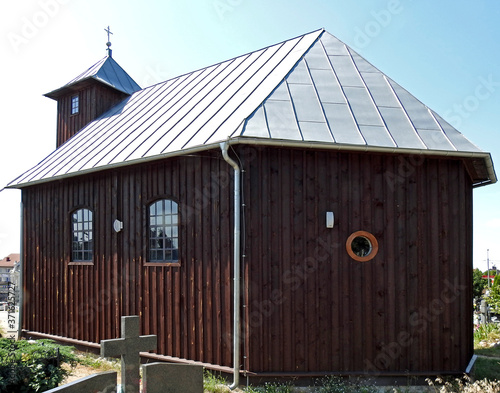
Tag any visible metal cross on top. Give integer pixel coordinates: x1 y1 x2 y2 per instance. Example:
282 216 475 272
101 316 157 393
104 25 113 56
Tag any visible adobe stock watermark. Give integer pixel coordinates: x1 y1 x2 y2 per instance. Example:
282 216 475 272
141 64 170 88
443 74 500 129
384 155 425 192
212 0 244 22
180 147 259 221
353 0 404 49
7 0 71 54
223 236 338 348
364 276 467 374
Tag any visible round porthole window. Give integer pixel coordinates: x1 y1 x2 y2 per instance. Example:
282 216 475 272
346 231 379 262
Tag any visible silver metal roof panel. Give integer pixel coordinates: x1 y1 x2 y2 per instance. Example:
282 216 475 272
359 125 397 148
320 33 350 56
433 113 482 152
288 83 325 123
264 100 302 140
242 106 269 138
343 87 385 127
349 51 378 73
361 73 401 108
8 29 495 188
322 103 364 144
300 121 334 143
329 55 365 87
304 43 332 70
309 69 346 104
379 107 427 149
286 60 312 84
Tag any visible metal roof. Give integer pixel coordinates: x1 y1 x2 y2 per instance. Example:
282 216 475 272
8 29 496 188
45 55 141 98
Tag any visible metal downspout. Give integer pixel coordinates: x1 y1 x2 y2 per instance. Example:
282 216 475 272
17 199 24 340
220 141 241 390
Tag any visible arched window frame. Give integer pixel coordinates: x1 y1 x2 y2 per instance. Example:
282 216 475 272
146 198 180 266
70 207 94 265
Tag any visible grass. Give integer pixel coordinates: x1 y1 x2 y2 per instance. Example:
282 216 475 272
73 351 120 372
244 381 293 393
472 357 500 381
475 345 500 358
473 322 500 382
203 370 230 393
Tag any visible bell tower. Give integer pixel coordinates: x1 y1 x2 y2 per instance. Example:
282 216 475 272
44 27 141 147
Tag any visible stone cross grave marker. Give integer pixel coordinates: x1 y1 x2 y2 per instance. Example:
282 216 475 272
101 316 157 393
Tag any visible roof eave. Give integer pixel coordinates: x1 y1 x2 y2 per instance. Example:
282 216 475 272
5 143 224 189
7 137 496 189
44 76 131 100
228 137 497 187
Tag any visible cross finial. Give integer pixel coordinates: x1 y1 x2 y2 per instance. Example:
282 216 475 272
104 25 113 57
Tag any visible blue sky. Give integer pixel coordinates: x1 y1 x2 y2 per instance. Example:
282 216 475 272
1 0 499 270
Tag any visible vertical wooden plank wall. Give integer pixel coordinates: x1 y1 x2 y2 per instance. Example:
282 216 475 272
21 145 473 375
55 85 128 148
241 146 473 375
21 152 234 368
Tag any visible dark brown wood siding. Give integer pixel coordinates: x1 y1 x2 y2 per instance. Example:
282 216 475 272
239 146 473 375
22 152 234 368
21 145 473 375
55 85 128 147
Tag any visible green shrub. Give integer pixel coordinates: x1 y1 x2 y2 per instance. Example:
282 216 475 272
0 338 77 393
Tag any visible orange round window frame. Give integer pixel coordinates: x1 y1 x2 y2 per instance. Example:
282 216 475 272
346 231 379 262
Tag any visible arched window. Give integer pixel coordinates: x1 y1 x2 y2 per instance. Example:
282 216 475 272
148 199 179 263
72 208 93 262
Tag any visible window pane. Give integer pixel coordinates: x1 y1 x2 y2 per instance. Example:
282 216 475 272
71 208 93 262
148 199 179 262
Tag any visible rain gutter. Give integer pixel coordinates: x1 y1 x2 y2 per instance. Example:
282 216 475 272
228 137 497 187
7 138 496 190
220 141 241 390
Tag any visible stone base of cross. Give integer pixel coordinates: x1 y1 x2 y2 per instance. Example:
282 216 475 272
101 316 157 393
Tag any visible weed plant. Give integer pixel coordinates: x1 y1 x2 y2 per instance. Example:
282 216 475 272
204 370 230 393
426 376 500 393
74 351 120 371
474 323 500 347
